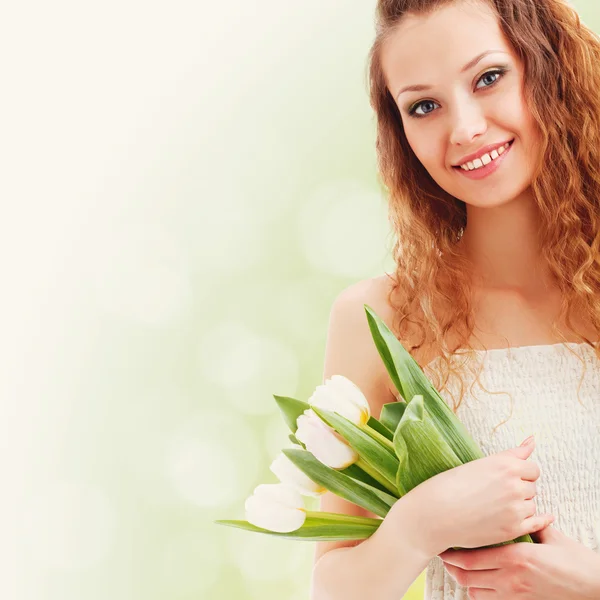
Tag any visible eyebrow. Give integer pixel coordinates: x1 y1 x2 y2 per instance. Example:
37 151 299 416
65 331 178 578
395 49 508 101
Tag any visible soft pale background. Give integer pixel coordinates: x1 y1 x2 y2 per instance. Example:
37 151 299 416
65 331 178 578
2 0 597 599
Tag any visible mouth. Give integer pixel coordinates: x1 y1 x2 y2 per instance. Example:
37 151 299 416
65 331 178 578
452 139 515 180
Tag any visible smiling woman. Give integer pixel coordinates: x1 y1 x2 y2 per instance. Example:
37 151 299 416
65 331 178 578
380 2 542 208
310 0 600 599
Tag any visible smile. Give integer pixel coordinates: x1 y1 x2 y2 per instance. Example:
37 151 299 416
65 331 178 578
453 140 514 180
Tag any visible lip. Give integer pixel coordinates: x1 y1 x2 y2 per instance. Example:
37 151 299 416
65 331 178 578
452 139 514 168
454 140 514 180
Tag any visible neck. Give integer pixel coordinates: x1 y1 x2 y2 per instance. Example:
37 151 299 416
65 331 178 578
456 189 557 293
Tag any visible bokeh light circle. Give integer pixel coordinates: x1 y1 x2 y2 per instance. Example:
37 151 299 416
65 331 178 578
166 406 262 508
197 322 300 416
298 179 391 278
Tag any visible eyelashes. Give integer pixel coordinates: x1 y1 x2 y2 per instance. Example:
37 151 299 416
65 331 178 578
406 66 509 119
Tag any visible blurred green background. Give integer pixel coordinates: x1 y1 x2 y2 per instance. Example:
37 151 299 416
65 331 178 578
2 0 598 599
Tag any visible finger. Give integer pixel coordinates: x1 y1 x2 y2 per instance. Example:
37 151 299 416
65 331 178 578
467 587 496 599
520 459 541 481
441 544 513 569
509 437 536 459
520 498 537 519
518 512 555 537
521 480 537 500
444 563 501 590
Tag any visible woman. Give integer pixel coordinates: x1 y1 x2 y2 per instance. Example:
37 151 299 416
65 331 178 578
311 0 600 599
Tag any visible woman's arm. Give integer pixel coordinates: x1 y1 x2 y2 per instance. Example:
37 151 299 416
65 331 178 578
310 278 435 599
311 491 436 600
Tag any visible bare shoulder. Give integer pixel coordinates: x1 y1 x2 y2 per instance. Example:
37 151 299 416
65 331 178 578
333 273 397 322
331 274 438 386
326 273 400 411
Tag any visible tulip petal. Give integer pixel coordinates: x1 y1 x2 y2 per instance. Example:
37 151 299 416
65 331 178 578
245 495 306 533
329 375 371 423
270 453 326 497
308 384 358 423
244 483 306 533
308 375 370 426
251 482 304 509
296 410 358 469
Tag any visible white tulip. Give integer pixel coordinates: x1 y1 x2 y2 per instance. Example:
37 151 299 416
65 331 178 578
270 452 327 497
295 408 358 469
308 374 371 426
244 483 306 532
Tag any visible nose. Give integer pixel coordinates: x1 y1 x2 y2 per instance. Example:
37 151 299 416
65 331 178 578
449 101 487 146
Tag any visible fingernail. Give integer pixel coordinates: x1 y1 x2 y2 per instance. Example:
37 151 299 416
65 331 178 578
521 435 534 446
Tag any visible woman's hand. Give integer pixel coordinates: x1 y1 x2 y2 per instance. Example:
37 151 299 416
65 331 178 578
439 522 600 599
410 436 552 555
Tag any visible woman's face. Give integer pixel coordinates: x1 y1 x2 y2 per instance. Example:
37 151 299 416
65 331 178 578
380 0 541 207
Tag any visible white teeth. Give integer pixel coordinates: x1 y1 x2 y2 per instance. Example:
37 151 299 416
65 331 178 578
459 142 511 170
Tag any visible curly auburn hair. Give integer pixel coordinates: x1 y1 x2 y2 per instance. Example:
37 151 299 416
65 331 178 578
366 0 600 422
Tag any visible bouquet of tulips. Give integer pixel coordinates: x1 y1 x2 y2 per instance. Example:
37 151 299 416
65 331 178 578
215 305 534 550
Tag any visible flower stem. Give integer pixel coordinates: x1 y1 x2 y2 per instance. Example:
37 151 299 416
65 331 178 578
355 457 399 496
302 510 382 525
360 423 396 454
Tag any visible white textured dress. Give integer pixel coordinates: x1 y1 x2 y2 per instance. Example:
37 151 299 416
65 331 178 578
421 341 600 600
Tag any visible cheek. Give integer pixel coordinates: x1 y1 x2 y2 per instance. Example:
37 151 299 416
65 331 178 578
405 128 445 171
501 90 542 163
497 86 535 139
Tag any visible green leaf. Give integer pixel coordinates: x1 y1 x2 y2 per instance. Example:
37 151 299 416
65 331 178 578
364 302 442 404
393 395 463 495
274 395 310 433
341 463 396 495
380 401 407 433
289 433 305 448
366 416 394 441
282 448 396 517
311 406 399 490
214 511 382 541
363 303 410 401
363 304 484 464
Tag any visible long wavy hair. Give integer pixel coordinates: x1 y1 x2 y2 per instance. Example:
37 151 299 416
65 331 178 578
367 0 600 423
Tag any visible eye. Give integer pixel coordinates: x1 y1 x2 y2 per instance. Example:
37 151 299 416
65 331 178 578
406 67 508 120
408 99 440 118
475 68 505 89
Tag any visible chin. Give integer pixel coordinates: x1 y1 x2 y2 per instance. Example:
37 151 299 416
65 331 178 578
463 192 521 207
